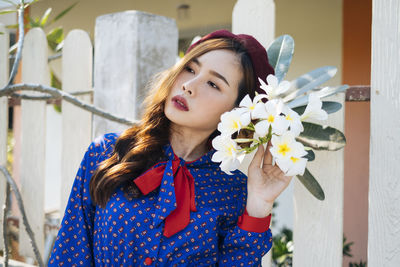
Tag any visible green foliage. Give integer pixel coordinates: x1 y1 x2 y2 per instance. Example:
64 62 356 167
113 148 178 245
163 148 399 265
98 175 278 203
343 235 354 257
1 0 78 112
343 234 368 267
304 148 315 161
3 1 79 54
271 230 367 266
295 168 325 200
47 26 63 51
272 227 293 267
266 35 294 82
349 261 367 267
296 122 346 151
265 35 350 201
7 128 14 174
293 101 342 115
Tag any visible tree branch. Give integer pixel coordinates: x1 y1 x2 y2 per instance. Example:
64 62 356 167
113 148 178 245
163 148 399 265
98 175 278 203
0 166 44 267
0 83 138 125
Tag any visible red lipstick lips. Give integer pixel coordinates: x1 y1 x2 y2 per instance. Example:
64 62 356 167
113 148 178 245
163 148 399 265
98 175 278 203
172 95 189 111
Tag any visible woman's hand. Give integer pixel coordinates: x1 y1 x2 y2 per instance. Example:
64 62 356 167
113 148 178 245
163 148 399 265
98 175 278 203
246 141 293 218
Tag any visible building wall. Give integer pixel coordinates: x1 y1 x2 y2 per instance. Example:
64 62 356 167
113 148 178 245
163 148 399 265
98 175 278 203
342 0 372 265
29 0 237 40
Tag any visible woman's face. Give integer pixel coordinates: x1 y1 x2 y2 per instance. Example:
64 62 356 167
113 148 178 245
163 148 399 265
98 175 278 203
164 49 243 134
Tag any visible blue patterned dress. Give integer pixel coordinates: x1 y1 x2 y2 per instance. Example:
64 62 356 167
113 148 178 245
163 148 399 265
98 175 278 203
48 132 272 266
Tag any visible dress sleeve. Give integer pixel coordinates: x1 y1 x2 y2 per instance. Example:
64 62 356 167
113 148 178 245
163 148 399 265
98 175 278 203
47 142 97 267
218 205 273 266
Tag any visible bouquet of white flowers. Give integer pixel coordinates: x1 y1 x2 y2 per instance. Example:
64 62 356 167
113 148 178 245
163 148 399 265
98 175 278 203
211 35 348 200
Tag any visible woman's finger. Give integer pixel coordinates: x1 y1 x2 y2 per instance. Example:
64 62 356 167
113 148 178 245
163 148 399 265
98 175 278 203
263 141 273 166
249 144 264 169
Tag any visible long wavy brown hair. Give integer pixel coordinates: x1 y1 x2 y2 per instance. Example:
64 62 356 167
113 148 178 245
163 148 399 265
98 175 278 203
90 37 257 208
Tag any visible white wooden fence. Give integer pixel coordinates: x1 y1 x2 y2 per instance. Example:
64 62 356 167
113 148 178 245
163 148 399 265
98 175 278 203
1 0 398 266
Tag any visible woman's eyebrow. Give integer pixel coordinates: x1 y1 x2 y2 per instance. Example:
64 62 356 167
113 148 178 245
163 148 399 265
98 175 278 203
192 58 230 87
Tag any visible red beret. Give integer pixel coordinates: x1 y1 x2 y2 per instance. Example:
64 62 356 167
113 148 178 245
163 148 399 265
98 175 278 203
186 29 275 94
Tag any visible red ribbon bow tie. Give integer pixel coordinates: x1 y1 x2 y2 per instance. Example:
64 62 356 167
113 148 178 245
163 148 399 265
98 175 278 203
133 153 197 237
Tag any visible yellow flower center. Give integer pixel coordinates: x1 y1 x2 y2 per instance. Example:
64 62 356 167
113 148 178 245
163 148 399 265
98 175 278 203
267 115 275 123
233 121 239 129
250 105 255 110
286 114 293 121
278 144 291 156
290 156 299 163
227 144 237 156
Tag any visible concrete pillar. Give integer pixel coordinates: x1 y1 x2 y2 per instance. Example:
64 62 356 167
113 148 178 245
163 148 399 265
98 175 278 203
93 10 178 137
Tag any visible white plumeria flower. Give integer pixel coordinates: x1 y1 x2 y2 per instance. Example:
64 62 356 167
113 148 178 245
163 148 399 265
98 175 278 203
254 99 289 136
300 92 328 121
211 135 245 175
276 155 308 176
237 94 268 125
269 131 306 161
282 105 304 136
217 109 245 136
259 74 291 100
272 136 308 177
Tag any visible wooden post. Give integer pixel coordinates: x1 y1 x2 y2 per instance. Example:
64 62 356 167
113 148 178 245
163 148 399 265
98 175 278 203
19 27 50 258
369 1 400 265
93 11 178 137
292 94 345 266
0 23 9 252
232 0 275 48
233 1 275 266
60 30 93 216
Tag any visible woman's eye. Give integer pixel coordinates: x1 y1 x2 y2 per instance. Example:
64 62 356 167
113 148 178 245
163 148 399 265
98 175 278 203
185 66 194 74
208 81 219 90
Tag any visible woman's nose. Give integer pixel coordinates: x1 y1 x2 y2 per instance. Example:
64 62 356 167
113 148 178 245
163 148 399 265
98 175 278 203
182 78 197 95
182 85 192 95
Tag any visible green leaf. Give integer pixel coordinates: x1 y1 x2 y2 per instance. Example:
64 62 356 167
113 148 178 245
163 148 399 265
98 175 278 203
49 1 79 24
55 40 63 51
9 42 18 54
293 101 342 115
283 66 337 103
287 85 348 109
23 0 41 8
39 7 52 27
304 149 315 161
266 35 294 82
28 16 41 28
6 23 18 29
0 9 17 15
296 168 325 200
46 26 63 50
296 122 346 151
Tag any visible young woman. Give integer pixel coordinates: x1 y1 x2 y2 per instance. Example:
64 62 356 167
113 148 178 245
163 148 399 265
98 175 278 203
48 30 293 266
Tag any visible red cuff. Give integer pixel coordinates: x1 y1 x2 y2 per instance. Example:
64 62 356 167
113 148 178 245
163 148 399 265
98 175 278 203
237 208 272 233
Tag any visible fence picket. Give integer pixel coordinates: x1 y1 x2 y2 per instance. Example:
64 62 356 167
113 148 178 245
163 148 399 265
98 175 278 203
293 93 345 266
232 0 276 48
233 1 276 265
369 1 400 265
19 27 50 259
60 29 93 217
0 23 10 252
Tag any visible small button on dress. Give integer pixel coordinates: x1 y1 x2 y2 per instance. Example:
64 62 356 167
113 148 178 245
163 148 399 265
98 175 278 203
144 257 153 265
48 132 273 266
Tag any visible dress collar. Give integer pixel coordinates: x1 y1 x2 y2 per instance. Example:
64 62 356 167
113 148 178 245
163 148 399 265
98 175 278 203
133 141 216 237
